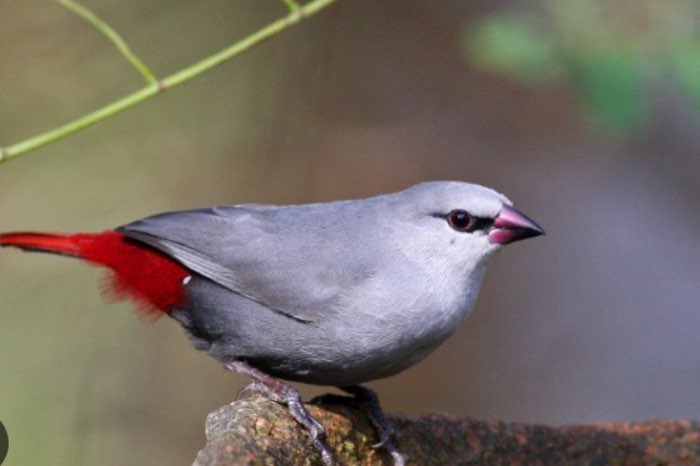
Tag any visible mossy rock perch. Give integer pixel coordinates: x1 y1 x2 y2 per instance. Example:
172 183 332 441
193 395 700 465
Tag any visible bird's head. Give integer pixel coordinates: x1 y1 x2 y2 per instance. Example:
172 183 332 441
391 181 545 278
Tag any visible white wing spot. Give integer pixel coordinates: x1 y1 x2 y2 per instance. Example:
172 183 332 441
182 275 192 286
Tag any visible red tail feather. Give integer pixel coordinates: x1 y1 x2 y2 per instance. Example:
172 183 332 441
0 231 190 315
0 232 79 255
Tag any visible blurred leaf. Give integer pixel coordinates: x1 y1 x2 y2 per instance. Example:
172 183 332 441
466 15 556 86
572 50 647 133
463 1 700 136
668 39 700 110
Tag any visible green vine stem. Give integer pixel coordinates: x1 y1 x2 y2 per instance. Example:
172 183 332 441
0 0 337 163
56 0 157 84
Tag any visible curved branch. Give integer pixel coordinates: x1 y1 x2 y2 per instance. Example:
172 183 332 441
0 0 338 163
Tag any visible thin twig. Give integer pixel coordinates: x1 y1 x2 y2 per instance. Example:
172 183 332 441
1 0 338 162
56 0 157 84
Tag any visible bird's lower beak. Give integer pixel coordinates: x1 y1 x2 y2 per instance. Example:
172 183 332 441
488 205 545 245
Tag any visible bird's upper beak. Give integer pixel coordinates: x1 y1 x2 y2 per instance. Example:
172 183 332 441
488 205 545 245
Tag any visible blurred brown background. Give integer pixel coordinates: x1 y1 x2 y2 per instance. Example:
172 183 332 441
1 1 699 464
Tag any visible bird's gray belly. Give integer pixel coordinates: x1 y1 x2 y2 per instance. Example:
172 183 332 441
171 277 465 386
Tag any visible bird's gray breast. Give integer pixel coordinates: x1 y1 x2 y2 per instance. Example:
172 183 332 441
313 262 485 384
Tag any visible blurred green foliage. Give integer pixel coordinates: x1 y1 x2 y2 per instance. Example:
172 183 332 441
464 1 700 134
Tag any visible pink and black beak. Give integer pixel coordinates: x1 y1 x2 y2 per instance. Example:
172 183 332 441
488 205 545 245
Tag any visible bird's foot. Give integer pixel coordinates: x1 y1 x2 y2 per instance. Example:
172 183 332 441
341 385 405 466
225 361 335 466
236 381 276 401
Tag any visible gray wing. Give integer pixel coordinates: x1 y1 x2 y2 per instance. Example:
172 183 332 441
117 202 376 322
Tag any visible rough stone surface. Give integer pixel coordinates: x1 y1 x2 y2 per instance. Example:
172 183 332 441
193 395 700 465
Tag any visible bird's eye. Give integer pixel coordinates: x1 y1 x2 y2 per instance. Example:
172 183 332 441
446 210 474 232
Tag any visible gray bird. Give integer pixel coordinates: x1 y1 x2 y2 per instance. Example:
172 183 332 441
0 181 544 465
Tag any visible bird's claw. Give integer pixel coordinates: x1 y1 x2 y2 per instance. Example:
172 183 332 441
340 385 405 466
225 361 337 466
370 420 401 449
236 381 262 400
370 424 404 465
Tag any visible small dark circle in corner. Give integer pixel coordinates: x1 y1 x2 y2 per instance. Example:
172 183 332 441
0 420 7 465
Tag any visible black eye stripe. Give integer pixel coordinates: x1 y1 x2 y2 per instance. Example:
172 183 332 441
431 211 493 233
469 216 494 231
